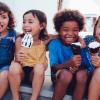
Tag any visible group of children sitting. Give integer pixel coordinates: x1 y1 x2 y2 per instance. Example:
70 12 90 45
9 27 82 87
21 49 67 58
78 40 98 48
0 1 100 100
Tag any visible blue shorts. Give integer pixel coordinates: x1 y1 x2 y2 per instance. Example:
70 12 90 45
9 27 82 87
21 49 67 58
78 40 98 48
0 65 9 72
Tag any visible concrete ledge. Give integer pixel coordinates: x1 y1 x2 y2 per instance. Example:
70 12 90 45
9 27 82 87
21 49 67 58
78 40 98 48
19 85 72 100
19 75 72 100
19 75 87 100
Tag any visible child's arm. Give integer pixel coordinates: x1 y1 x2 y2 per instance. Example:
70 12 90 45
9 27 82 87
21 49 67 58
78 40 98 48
15 36 27 63
16 32 22 37
44 34 59 45
15 36 22 62
91 55 100 68
78 36 86 48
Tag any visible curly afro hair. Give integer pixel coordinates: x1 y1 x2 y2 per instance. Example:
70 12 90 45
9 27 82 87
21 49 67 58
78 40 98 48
53 9 85 32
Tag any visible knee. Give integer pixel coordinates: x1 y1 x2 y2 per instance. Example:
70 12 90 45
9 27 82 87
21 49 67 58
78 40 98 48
0 71 8 80
58 70 72 85
92 68 100 83
76 70 87 84
9 61 22 76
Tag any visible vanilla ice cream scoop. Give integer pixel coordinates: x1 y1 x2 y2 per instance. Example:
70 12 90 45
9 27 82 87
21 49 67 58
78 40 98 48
21 33 33 48
88 41 100 54
72 42 81 47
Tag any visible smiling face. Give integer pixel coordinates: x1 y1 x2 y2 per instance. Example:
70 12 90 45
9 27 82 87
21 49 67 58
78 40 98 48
59 21 79 45
22 12 43 37
0 11 9 35
95 19 100 42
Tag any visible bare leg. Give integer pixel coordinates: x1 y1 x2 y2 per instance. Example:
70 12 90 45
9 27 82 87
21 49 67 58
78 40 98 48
30 64 45 100
0 71 8 99
52 70 73 100
88 68 100 100
8 61 23 100
73 70 87 100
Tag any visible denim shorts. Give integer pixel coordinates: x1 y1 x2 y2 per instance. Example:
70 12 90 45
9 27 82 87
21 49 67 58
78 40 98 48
0 65 9 72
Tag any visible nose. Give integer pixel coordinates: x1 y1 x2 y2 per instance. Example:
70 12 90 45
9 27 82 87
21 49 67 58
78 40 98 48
67 31 74 35
23 22 28 27
23 22 29 29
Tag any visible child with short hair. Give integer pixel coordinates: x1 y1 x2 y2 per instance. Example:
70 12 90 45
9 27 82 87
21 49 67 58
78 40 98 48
0 1 17 99
48 9 89 100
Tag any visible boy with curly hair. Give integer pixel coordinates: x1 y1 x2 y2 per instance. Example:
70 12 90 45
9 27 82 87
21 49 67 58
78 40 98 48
48 9 88 100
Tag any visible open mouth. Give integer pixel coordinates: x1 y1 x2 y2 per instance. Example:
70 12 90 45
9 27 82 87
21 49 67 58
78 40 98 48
24 30 32 33
62 35 77 44
64 34 75 38
64 36 75 40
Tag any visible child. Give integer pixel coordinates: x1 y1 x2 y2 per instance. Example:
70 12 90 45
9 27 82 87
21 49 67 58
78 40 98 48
85 16 100 100
48 9 89 100
0 2 16 100
84 16 100 45
8 9 57 100
0 2 16 99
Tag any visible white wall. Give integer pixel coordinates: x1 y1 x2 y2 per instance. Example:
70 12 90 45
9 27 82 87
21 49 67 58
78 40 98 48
94 0 100 12
62 0 100 16
0 0 100 35
0 0 57 34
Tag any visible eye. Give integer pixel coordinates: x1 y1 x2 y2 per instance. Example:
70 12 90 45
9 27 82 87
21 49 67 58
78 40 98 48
29 21 34 24
23 21 25 24
73 29 79 32
2 15 7 19
63 28 69 32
